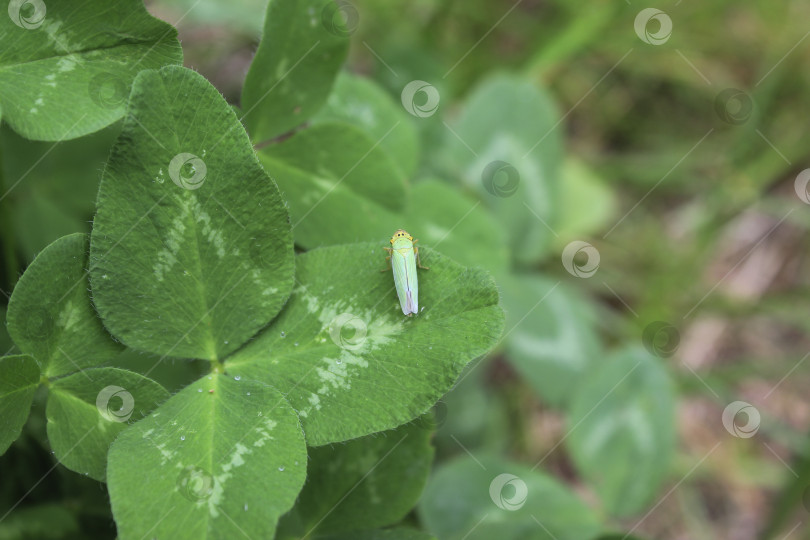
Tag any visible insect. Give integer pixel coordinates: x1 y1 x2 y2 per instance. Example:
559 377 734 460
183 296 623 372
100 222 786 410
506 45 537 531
382 229 429 316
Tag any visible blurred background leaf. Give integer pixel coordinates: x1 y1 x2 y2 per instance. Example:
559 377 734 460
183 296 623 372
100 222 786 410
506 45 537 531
438 74 562 266
418 454 601 540
500 276 601 410
567 347 676 517
0 124 118 266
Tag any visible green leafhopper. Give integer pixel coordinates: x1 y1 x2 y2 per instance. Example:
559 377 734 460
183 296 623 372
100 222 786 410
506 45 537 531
383 229 429 316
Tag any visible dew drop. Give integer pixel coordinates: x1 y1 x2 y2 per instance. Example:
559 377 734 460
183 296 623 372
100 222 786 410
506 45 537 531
180 435 185 441
224 340 229 345
280 331 286 337
246 392 251 396
244 504 248 511
278 466 285 472
429 346 432 350
198 389 203 392
336 358 342 364
208 376 213 380
294 342 299 347
234 375 241 381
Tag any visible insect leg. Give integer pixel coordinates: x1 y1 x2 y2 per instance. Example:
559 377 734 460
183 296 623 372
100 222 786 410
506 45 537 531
414 245 430 270
380 247 393 272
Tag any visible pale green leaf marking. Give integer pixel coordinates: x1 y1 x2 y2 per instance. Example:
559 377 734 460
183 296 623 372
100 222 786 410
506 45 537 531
313 72 420 177
7 233 123 378
440 74 563 264
107 374 306 539
259 121 407 249
0 0 182 141
567 346 676 516
241 0 349 142
46 367 169 481
90 66 294 360
419 455 601 540
501 275 601 408
227 244 504 445
404 180 509 275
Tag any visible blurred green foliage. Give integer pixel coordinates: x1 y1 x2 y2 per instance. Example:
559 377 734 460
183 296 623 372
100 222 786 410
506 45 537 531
1 0 809 538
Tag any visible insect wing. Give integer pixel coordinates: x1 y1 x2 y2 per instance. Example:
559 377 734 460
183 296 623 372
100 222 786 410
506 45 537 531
391 247 418 314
